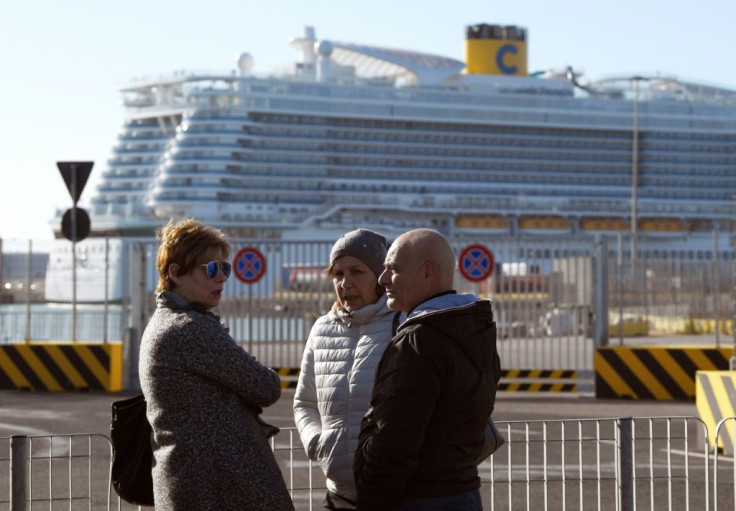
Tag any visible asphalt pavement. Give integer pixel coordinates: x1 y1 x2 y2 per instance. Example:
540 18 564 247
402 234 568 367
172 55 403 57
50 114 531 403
0 388 699 438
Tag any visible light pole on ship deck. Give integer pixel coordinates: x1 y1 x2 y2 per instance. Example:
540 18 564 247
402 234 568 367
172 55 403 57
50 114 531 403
630 76 643 274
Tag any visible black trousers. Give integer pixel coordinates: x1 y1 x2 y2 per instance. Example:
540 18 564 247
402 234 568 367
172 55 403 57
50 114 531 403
322 490 357 510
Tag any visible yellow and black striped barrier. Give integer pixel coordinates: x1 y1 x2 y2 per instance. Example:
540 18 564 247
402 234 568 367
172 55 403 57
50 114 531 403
0 342 122 391
595 346 733 400
498 369 578 392
273 367 581 392
696 370 736 455
273 367 300 389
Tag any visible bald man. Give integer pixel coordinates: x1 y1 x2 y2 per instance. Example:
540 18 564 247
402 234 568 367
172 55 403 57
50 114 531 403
354 229 500 511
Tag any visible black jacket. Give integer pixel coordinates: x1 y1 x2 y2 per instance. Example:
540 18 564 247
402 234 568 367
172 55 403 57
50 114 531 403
354 297 500 510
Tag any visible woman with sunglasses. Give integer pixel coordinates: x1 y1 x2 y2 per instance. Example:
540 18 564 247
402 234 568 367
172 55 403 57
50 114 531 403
293 228 396 510
139 218 293 510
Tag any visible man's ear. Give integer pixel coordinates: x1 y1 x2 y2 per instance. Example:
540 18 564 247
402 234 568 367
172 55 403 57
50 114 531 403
168 263 181 286
421 260 433 280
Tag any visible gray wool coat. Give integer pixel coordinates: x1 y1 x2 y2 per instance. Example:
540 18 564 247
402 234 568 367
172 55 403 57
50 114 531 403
139 291 293 510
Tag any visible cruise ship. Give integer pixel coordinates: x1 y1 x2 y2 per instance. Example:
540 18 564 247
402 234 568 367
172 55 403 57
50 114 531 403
45 23 736 300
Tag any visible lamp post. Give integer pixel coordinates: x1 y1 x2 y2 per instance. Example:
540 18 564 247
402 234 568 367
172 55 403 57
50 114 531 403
630 76 643 271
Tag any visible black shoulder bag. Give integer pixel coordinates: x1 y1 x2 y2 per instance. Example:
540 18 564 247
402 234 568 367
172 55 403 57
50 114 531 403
110 393 155 506
476 418 505 464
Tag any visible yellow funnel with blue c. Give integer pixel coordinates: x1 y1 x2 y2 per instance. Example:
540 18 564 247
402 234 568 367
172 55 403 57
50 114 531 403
465 24 528 76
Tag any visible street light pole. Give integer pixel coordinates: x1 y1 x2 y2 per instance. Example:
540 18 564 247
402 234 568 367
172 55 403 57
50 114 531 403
630 76 642 273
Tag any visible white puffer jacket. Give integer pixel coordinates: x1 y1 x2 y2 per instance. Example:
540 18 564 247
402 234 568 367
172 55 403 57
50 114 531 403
293 293 395 501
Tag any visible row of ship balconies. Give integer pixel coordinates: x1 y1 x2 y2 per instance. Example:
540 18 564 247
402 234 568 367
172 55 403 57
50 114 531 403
141 184 733 218
118 116 736 168
96 156 736 201
177 118 736 154
185 107 736 142
102 152 735 185
103 153 736 180
175 114 736 159
147 147 736 171
163 123 736 163
107 112 736 171
145 169 734 192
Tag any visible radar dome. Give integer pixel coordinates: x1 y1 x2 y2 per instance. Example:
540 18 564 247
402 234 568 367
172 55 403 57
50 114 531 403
236 53 254 75
315 40 333 57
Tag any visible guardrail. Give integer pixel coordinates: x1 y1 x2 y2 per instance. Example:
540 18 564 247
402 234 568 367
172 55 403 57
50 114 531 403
0 416 721 510
484 416 709 510
0 433 135 510
714 416 736 511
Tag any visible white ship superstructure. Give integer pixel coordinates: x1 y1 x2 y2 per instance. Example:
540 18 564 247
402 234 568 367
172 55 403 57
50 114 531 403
45 23 736 301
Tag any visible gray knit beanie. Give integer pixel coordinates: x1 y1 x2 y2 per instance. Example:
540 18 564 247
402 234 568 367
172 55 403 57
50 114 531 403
329 228 387 277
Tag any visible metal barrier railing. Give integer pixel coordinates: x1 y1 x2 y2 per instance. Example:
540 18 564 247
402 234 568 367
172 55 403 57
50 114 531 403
482 416 709 511
3 235 733 355
2 236 600 372
0 416 718 511
713 416 736 511
0 433 143 511
0 431 325 511
270 428 325 511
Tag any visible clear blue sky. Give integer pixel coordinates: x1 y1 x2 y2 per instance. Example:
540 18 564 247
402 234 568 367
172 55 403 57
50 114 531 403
1 0 734 240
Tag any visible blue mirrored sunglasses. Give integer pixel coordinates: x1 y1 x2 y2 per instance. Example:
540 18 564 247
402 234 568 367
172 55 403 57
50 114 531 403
200 261 232 279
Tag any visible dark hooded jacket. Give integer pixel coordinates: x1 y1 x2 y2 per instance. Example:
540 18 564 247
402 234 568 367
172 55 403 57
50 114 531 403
354 293 500 511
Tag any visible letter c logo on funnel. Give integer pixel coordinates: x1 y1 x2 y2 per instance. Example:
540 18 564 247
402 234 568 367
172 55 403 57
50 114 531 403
496 44 519 75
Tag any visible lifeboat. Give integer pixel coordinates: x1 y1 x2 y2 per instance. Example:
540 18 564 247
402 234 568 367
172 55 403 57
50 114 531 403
455 215 510 232
639 219 689 232
579 217 629 231
518 216 571 234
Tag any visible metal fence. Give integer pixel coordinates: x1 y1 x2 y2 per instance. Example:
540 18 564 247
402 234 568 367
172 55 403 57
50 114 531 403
1 236 598 373
714 416 736 511
2 416 728 510
0 431 324 511
486 416 711 510
455 237 597 371
1 234 734 372
0 433 127 510
607 233 735 342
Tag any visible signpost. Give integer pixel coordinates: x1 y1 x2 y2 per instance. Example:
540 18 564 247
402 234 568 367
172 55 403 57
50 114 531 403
56 161 94 341
233 247 267 354
459 244 495 282
233 247 267 284
61 208 91 241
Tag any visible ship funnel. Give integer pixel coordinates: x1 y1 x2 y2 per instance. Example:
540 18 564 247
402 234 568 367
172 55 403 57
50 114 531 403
464 23 528 76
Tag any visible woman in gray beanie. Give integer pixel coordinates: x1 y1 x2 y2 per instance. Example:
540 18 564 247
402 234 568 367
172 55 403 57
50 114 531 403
294 228 396 510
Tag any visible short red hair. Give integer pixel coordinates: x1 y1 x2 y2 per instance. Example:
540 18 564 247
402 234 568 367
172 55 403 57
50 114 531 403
155 219 232 293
